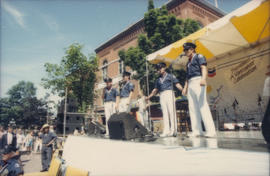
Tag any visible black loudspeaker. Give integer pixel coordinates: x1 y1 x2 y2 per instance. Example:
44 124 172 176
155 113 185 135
108 112 148 140
87 121 106 135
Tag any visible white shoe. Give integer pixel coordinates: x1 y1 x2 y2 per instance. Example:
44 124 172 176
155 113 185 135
204 133 217 138
159 134 169 138
169 131 177 137
188 133 202 138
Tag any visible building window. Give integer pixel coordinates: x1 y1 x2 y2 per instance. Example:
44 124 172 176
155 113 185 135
102 60 108 80
68 106 73 112
76 116 80 121
119 59 124 74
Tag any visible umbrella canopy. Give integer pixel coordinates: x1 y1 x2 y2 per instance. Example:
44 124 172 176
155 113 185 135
147 0 270 69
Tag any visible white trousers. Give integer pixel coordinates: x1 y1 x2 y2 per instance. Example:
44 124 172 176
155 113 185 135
119 97 130 113
104 101 116 135
138 111 150 131
187 77 216 136
34 139 42 152
160 90 177 136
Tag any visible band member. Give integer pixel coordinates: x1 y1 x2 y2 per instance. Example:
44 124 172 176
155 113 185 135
182 42 216 137
102 77 119 136
119 71 134 113
40 124 57 172
147 63 183 137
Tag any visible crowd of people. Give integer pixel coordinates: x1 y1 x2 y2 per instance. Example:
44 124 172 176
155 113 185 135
0 124 58 175
0 125 55 155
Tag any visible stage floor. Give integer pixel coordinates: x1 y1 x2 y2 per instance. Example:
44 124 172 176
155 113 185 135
62 135 269 176
143 133 268 153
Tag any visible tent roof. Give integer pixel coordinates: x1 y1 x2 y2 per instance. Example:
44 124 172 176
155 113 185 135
147 0 269 66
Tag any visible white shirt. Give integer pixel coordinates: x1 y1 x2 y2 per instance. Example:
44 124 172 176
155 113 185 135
17 134 25 144
7 132 13 145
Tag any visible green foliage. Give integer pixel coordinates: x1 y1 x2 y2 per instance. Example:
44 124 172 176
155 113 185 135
148 0 154 10
119 0 201 97
183 18 200 36
138 34 152 55
42 43 98 112
144 8 158 38
0 81 48 128
119 47 146 80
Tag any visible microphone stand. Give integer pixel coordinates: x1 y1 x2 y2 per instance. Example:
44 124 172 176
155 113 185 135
168 62 178 138
169 57 190 151
168 55 185 137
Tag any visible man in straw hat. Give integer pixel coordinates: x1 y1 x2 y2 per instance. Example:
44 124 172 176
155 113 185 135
39 124 57 172
182 42 216 138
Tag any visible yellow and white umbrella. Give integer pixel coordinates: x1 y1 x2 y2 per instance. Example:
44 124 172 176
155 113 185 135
147 0 270 68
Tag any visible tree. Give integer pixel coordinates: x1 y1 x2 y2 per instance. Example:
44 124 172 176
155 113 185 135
119 0 200 97
0 81 48 128
0 98 11 126
148 0 154 10
42 43 98 112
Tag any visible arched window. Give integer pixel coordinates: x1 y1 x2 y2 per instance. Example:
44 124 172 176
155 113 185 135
102 60 108 80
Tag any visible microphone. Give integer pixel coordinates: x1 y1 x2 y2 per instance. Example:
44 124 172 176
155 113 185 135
179 53 185 58
169 53 187 70
171 53 185 65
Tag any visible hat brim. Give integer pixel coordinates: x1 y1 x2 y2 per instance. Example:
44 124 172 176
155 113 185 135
41 124 50 131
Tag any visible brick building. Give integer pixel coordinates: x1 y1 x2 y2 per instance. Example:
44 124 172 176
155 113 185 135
94 0 225 112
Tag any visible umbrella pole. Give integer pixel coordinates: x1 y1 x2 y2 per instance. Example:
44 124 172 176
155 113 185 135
169 63 178 137
146 61 152 132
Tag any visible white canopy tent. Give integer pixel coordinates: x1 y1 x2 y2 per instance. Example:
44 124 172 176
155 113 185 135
146 0 269 68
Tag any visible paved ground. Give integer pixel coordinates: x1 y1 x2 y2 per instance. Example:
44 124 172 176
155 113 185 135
21 152 42 173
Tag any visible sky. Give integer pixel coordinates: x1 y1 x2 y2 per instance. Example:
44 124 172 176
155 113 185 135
0 0 250 103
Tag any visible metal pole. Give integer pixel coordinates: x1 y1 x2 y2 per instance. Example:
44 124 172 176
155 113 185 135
214 0 218 8
146 61 152 131
169 63 178 137
46 111 49 124
63 87 68 138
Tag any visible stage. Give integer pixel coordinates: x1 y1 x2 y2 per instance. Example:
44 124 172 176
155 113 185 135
62 134 269 176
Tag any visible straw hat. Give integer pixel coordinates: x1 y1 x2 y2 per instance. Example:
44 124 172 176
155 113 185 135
41 124 50 131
